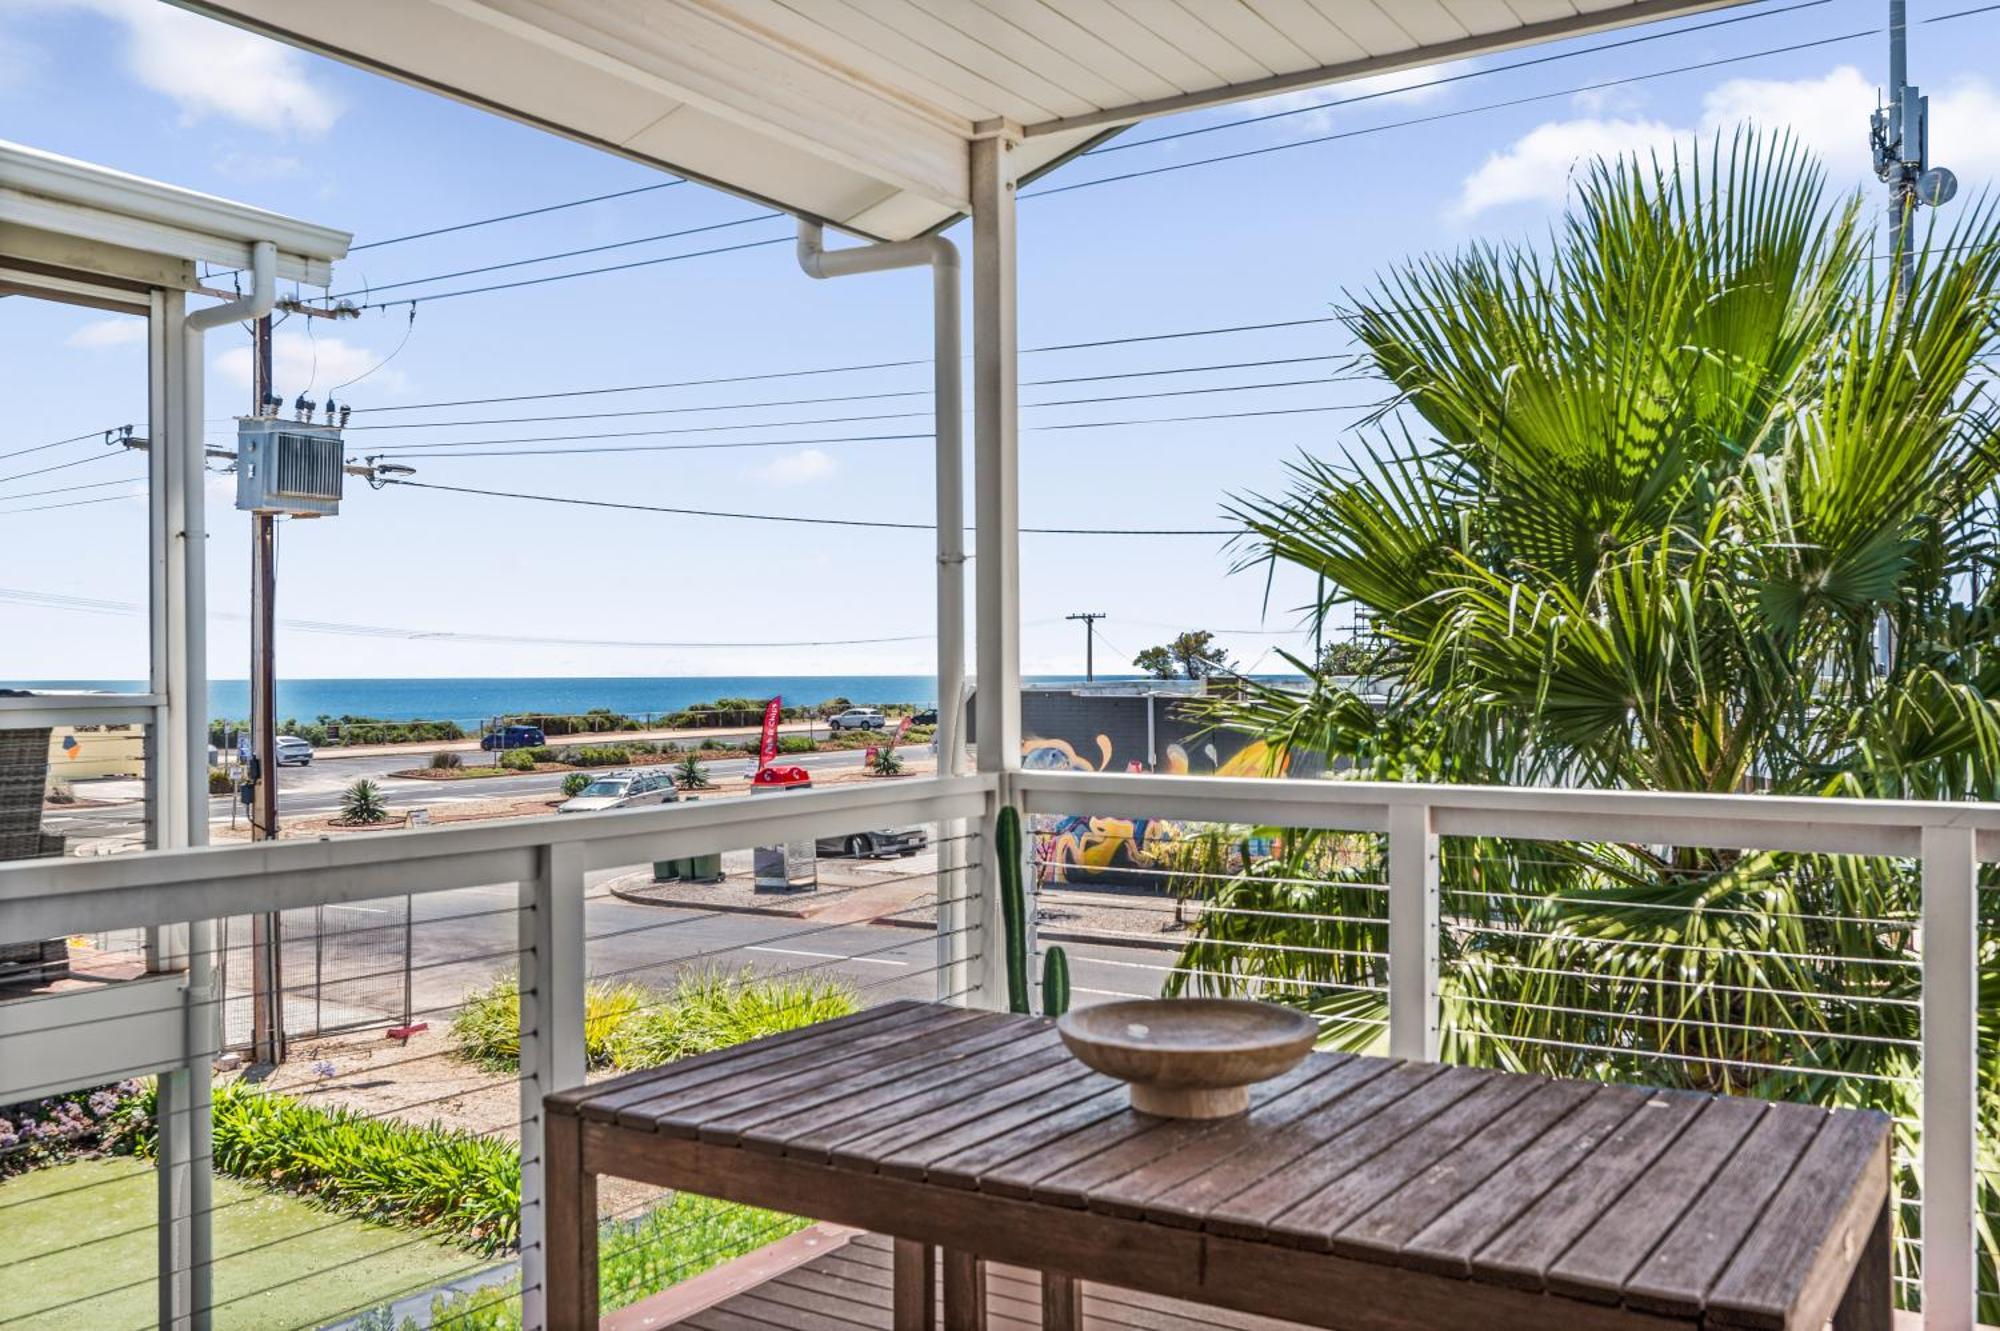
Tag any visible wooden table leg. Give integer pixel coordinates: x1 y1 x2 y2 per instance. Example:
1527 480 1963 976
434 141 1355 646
1832 1196 1893 1331
544 1112 598 1331
943 1247 987 1331
893 1239 936 1331
1042 1271 1081 1331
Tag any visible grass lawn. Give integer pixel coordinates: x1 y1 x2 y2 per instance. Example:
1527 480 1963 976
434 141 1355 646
0 1158 484 1330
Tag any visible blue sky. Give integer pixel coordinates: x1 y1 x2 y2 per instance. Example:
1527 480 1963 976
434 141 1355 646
3 0 1997 681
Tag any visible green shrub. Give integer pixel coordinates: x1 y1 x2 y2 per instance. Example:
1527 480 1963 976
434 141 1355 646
561 772 592 797
519 745 560 764
564 745 633 768
775 735 816 755
450 970 854 1073
672 754 711 790
497 750 534 772
450 978 645 1070
339 779 389 824
606 969 856 1070
429 750 463 771
870 743 905 776
208 766 233 795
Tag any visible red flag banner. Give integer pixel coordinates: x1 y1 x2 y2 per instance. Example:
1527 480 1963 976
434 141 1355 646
893 713 913 744
758 696 782 770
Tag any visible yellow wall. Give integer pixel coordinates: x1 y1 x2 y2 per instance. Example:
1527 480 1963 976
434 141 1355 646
47 726 145 785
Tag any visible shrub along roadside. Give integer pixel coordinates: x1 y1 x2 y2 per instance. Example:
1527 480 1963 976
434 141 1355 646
450 969 856 1073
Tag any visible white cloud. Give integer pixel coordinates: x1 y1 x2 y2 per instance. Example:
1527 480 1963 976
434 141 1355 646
750 449 837 486
1456 66 2000 217
1457 116 1680 215
35 0 340 135
214 332 406 398
65 317 146 350
1249 60 1471 136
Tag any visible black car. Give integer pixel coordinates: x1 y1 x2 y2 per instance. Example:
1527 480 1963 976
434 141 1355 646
911 708 938 725
481 723 547 751
816 826 928 858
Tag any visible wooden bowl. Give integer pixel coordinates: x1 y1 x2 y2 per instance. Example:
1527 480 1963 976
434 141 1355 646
1056 998 1318 1119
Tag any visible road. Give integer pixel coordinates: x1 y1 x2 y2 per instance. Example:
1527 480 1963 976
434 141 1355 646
44 744 899 850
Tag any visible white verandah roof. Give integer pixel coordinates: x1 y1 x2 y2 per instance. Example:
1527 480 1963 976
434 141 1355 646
171 0 1745 241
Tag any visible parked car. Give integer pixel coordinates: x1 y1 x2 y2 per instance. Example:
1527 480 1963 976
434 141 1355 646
558 768 680 815
274 735 314 766
481 723 546 751
910 708 938 726
826 707 886 732
816 825 927 858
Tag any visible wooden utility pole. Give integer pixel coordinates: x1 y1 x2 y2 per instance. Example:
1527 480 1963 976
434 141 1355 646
1066 612 1106 682
249 313 283 1065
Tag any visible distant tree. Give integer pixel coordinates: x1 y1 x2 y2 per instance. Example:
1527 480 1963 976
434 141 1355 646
1315 638 1379 677
1133 630 1233 680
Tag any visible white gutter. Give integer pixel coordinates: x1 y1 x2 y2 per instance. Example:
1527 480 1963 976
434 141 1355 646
176 237 274 1331
796 220 965 779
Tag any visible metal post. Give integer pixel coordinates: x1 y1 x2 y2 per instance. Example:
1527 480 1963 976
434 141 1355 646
1888 0 1914 303
1387 803 1440 1061
1065 613 1105 683
972 127 1022 1011
146 289 184 970
155 1065 190 1330
1921 824 1977 1330
519 841 587 1331
248 315 283 1063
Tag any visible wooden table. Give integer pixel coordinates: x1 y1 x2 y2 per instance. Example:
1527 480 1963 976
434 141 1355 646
545 1000 1892 1331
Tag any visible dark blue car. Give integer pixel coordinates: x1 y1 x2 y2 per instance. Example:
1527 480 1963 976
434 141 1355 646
481 724 546 751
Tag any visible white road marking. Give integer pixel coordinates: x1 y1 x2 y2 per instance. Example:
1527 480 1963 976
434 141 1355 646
746 945 907 967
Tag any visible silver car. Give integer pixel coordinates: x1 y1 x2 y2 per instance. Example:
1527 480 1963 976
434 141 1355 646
275 735 314 766
557 768 680 814
826 707 886 732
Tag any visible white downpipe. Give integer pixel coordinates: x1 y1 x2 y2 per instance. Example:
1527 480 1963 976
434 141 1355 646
176 238 275 1331
796 220 972 997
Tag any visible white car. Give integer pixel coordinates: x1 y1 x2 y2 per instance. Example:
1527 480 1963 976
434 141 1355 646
275 735 314 766
558 768 680 814
826 707 886 732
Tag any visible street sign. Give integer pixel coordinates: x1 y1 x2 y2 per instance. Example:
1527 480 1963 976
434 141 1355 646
237 733 252 763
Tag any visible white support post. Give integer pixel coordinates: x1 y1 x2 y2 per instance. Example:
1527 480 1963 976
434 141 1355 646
1921 824 1977 1331
519 841 587 1331
146 287 184 971
155 1065 191 1331
1387 803 1440 1061
971 127 1022 1011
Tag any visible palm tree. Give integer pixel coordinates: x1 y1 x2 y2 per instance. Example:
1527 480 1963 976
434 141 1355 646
1171 132 2000 1310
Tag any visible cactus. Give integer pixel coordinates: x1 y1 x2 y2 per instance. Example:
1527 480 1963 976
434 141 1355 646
1040 945 1071 1017
996 804 1031 1014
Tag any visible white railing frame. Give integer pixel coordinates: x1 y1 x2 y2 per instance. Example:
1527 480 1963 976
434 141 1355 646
1012 769 1994 1331
4 768 1994 1329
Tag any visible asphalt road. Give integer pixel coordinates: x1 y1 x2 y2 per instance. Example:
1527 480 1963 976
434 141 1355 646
44 745 896 849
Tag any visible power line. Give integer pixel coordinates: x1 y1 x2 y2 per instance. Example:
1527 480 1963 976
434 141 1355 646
0 448 127 487
365 401 1375 460
337 354 1351 429
352 234 794 310
349 180 686 252
382 476 1234 536
0 428 124 464
0 586 934 648
0 474 146 503
1084 0 1835 158
344 369 1368 443
1025 26 1886 200
348 317 1345 415
0 490 145 516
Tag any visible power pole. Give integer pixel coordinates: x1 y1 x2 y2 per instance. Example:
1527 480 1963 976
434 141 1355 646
1066 612 1106 682
1873 0 1955 308
249 313 283 1066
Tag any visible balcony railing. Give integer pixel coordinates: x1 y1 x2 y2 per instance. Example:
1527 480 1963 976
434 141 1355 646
2 770 1995 1328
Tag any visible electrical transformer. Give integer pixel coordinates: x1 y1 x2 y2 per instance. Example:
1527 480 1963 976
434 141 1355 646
235 418 344 516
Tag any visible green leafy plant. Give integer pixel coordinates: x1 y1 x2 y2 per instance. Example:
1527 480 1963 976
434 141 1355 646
560 772 592 798
869 742 904 777
672 754 711 790
207 767 233 796
450 978 645 1071
338 779 389 825
497 749 534 772
429 750 463 771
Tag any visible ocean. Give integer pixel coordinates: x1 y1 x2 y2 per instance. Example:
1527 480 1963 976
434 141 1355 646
6 675 1130 728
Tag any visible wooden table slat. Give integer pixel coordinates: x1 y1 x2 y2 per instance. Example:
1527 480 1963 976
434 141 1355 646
558 999 923 1120
1705 1110 1892 1331
833 1057 1104 1174
688 1013 1038 1143
791 1038 1078 1163
924 1084 1135 1190
736 1020 1063 1154
1619 1105 1828 1316
1202 1064 1490 1241
611 1004 984 1131
1395 1084 1654 1278
1330 1079 1601 1262
1466 1090 1708 1291
1542 1094 1768 1303
881 1070 1125 1182
1009 1056 1348 1210
1269 1074 1549 1252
